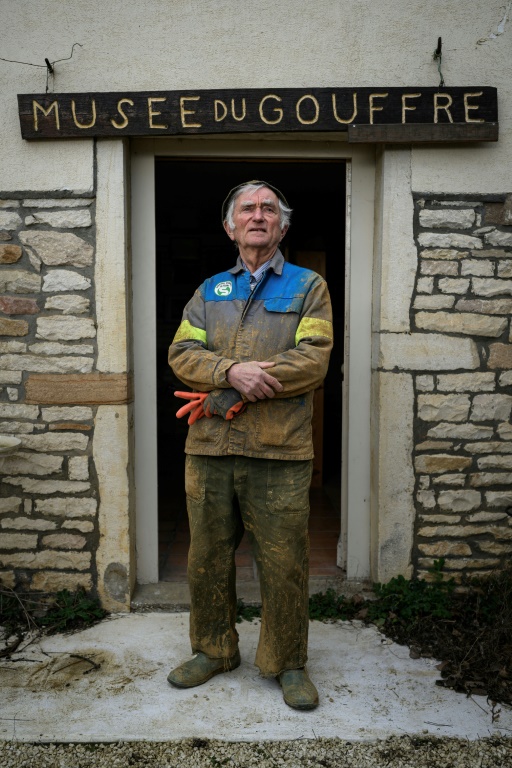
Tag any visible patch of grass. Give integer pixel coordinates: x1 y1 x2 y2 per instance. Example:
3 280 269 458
39 588 107 633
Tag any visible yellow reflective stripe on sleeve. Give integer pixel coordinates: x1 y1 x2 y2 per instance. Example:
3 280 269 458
295 317 333 346
172 319 207 345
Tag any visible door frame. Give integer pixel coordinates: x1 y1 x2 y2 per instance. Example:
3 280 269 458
131 136 375 585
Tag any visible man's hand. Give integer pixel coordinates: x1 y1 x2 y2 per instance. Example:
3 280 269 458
227 361 283 402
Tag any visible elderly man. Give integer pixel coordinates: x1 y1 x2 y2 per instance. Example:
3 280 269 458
167 181 333 710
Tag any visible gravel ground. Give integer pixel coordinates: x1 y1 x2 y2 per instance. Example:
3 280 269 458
1 737 512 767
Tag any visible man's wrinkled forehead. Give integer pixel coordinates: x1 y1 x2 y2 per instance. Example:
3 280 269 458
236 188 279 211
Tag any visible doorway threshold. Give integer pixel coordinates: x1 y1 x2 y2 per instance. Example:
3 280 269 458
131 574 371 612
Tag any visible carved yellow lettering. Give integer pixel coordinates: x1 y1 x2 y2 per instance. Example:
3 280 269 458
180 96 202 128
296 94 320 125
401 93 421 123
148 97 168 129
369 93 388 125
332 92 357 124
71 99 97 129
214 100 228 122
231 98 246 122
111 98 134 129
464 92 484 123
32 100 60 132
434 93 454 123
259 94 283 125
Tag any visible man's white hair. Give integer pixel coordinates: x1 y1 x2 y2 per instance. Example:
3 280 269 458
224 183 292 231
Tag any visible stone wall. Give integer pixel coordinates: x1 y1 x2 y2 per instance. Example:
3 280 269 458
0 195 99 594
412 195 512 579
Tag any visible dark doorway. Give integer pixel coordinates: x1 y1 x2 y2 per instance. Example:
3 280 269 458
155 159 345 581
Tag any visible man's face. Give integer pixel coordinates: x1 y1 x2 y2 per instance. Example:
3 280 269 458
224 187 287 252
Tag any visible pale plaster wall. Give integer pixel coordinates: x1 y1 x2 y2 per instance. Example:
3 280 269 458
0 1 510 193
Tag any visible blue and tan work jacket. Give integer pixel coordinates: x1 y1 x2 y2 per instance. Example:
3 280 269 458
168 250 333 460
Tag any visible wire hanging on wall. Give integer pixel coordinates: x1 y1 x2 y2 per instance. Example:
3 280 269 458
0 43 83 92
432 37 445 88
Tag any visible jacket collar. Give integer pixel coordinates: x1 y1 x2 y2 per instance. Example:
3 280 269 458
228 248 285 276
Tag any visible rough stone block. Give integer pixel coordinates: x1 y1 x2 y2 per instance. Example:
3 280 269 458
0 211 22 230
485 229 512 248
472 278 512 297
419 209 475 229
19 433 88 452
416 441 453 451
418 542 471 557
418 476 430 489
36 316 96 342
418 524 488 538
442 558 500 570
0 270 41 294
478 454 512 469
31 571 92 592
418 233 482 250
0 497 21 513
416 375 435 391
44 295 90 314
0 517 56 531
0 451 63 476
456 298 512 315
477 541 512 554
0 404 38 420
42 270 91 292
0 421 35 434
488 344 512 370
3 478 90 495
437 278 470 295
0 354 94 374
470 394 512 422
497 261 512 278
0 200 20 209
0 342 26 353
29 342 94 356
416 490 436 509
68 456 89 481
427 422 493 440
35 498 97 517
25 373 133 405
414 454 472 473
416 277 434 293
0 296 39 315
437 489 481 512
0 571 15 588
470 472 512 487
0 550 91 570
41 406 94 422
413 295 455 310
415 311 507 338
62 520 94 533
436 372 495 392
420 260 459 276
497 422 512 439
49 423 92 432
24 210 92 229
378 333 479 371
0 371 22 384
468 512 508 522
0 245 22 264
431 474 467 486
0 318 29 336
460 259 494 277
0 532 38 549
41 533 86 549
419 248 467 260
19 231 94 267
466 441 512 454
499 371 512 386
417 394 470 422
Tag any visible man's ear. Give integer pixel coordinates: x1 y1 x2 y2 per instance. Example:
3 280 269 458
223 220 236 241
280 225 289 241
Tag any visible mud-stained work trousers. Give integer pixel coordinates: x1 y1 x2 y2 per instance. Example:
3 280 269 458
185 454 312 677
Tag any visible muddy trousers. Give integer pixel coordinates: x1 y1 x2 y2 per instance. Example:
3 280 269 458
185 454 312 677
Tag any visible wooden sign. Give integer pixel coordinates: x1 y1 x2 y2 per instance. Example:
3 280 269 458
18 87 498 142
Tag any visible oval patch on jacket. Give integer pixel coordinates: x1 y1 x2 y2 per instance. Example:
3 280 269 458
214 280 233 297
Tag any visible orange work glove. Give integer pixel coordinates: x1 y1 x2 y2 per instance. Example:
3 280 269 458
174 391 210 425
204 389 246 420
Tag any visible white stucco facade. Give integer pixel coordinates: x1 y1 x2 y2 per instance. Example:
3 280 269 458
1 1 511 607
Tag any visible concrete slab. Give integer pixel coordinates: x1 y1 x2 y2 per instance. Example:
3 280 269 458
1 612 510 742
